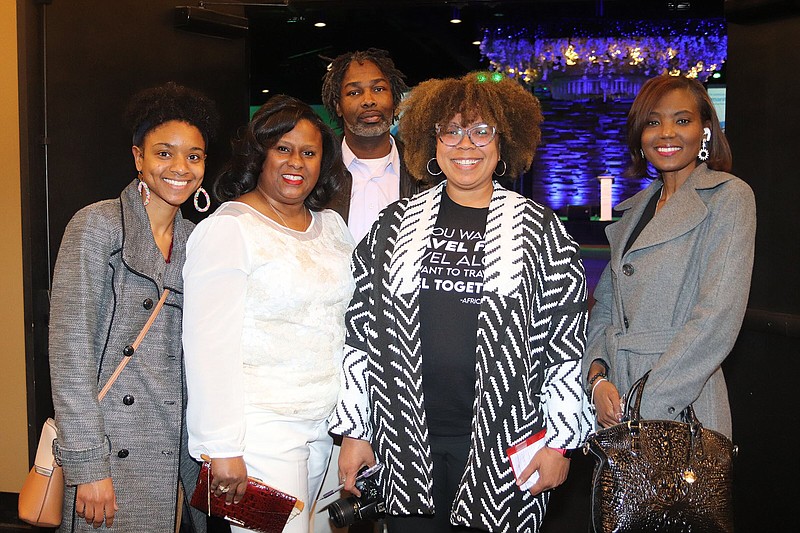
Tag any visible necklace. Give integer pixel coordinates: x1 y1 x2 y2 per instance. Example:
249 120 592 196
255 184 309 231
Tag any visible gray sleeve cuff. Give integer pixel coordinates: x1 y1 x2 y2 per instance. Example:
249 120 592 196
54 436 112 486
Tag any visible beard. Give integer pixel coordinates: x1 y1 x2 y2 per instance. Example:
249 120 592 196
345 116 391 138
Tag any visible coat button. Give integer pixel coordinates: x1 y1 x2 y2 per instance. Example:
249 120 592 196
123 395 135 405
668 407 676 414
123 345 134 357
143 298 154 310
118 449 129 458
622 263 634 276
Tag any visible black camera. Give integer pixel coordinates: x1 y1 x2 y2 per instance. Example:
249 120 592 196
327 471 385 527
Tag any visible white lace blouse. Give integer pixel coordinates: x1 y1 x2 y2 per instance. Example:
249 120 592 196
183 201 355 458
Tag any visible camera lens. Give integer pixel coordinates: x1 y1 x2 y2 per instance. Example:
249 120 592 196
328 497 360 528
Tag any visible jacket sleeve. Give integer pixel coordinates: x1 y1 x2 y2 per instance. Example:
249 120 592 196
50 206 114 485
539 213 592 448
329 215 379 441
182 215 249 459
643 180 756 419
583 262 613 384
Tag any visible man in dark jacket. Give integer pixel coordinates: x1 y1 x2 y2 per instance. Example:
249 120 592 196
322 48 427 243
314 49 426 533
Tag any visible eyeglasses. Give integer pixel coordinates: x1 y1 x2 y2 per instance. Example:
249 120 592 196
435 123 497 147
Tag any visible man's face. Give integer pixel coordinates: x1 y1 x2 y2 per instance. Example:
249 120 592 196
336 60 394 138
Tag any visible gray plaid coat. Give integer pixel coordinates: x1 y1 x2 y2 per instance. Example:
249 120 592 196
50 180 205 532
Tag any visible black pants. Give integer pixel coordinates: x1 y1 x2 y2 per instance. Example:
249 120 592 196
386 434 479 533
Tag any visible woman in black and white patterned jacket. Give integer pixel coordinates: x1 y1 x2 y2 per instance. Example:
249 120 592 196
330 72 592 532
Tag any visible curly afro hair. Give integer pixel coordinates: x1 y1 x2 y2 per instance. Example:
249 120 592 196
321 48 408 127
398 71 543 183
125 82 220 149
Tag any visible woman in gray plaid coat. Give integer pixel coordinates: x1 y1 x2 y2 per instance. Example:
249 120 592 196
49 83 217 532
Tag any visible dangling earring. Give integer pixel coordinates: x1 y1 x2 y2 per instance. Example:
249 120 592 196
639 148 645 159
194 187 211 213
137 175 150 207
426 157 443 176
698 127 711 162
494 159 507 177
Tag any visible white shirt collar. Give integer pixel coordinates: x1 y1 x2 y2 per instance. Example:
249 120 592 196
341 135 400 175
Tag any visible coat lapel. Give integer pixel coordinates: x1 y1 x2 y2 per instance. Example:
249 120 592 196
627 183 707 255
119 180 185 291
606 180 660 266
483 183 525 297
608 164 733 260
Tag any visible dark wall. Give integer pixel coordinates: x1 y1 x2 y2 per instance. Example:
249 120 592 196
43 0 249 258
18 0 248 456
723 8 800 532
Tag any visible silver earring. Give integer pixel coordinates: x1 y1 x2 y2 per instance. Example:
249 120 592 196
426 157 443 176
639 148 645 159
698 127 711 161
494 159 507 177
194 187 211 213
137 178 150 207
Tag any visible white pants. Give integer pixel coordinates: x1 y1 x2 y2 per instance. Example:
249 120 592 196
310 443 349 533
231 407 332 533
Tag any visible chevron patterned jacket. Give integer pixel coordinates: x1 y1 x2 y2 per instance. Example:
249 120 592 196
330 181 592 531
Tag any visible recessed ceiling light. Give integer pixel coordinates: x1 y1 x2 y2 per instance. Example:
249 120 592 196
261 89 270 93
314 21 326 28
450 7 461 24
472 40 481 46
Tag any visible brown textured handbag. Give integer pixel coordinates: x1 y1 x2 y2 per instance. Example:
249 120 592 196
191 458 304 533
585 371 737 533
18 289 170 527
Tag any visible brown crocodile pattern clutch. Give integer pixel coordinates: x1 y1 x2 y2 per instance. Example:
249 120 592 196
191 460 304 533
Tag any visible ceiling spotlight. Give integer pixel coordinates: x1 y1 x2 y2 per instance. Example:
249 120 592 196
314 21 326 28
472 40 481 46
261 89 270 93
450 8 462 24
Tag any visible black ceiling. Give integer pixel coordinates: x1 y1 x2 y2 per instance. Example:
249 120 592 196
241 0 725 105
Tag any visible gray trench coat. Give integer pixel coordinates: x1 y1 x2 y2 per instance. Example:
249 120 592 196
50 181 206 532
584 164 756 438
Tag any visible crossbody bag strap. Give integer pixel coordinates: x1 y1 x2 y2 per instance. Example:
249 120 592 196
97 288 171 401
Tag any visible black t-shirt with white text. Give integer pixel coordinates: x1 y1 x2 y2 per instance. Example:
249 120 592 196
419 189 488 436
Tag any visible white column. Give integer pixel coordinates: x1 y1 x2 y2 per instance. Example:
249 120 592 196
597 174 615 221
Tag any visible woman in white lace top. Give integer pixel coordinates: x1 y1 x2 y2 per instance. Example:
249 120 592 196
182 95 355 533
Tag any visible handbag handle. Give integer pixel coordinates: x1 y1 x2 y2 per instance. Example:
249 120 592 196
622 370 705 458
621 371 649 422
97 289 170 401
622 371 702 426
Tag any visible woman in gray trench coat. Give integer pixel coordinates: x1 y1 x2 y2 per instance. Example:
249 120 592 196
584 75 756 439
49 83 218 532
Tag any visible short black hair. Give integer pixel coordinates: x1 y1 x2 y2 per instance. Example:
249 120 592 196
125 82 219 148
321 48 408 127
214 94 345 210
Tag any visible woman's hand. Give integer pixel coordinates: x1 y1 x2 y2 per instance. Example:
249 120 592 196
338 436 376 497
76 477 117 528
210 456 248 505
523 447 571 496
594 380 623 428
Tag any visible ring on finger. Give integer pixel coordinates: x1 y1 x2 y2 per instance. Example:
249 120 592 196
219 485 230 493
